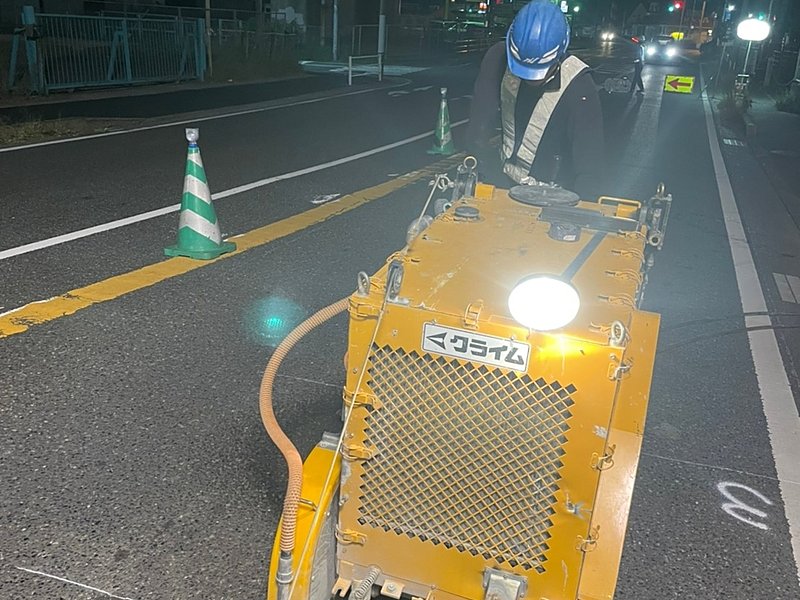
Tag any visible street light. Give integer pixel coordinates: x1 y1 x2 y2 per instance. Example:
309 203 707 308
737 17 771 75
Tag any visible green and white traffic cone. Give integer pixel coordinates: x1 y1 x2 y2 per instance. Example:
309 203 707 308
428 87 455 156
165 128 236 260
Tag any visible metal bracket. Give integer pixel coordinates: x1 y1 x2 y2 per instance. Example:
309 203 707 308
336 528 367 545
598 294 636 308
482 568 527 600
577 526 601 553
350 299 380 320
332 577 352 597
591 444 617 471
463 300 484 329
342 390 382 410
611 247 645 261
608 358 634 380
380 580 405 599
604 269 643 283
342 444 375 461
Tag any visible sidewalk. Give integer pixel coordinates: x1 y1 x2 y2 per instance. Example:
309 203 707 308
747 95 800 227
0 72 352 123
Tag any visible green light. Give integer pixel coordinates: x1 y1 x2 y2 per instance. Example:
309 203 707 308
668 5 675 12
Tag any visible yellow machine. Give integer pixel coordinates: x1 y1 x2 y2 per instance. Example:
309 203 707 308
259 159 671 600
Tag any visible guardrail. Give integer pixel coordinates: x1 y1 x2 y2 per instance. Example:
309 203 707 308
7 5 205 94
348 54 383 86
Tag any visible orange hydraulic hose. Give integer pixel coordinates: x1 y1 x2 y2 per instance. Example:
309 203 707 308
259 297 350 554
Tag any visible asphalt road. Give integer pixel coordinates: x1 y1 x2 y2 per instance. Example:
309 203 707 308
2 44 800 599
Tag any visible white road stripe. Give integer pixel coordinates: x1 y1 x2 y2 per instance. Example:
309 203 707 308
0 86 388 154
15 567 136 600
0 120 468 261
789 275 800 303
703 89 800 585
774 273 798 303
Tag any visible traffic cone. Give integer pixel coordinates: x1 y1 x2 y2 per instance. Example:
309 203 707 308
165 128 236 260
428 87 455 156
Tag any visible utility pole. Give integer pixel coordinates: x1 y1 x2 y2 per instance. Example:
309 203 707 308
332 0 339 60
678 1 687 33
205 0 213 77
378 0 387 57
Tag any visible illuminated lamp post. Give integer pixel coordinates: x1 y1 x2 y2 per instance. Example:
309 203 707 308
736 17 770 75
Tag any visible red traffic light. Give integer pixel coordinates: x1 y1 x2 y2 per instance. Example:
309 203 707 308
674 1 683 8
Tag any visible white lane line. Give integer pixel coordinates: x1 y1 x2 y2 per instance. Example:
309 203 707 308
774 273 799 303
0 119 468 261
15 567 136 600
0 86 386 154
703 89 800 585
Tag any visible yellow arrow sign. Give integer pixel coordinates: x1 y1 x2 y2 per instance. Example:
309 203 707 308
664 75 695 93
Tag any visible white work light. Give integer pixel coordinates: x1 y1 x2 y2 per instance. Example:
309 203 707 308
737 18 771 74
508 276 581 331
736 18 770 42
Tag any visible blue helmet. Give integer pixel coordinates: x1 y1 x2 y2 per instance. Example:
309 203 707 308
506 0 571 81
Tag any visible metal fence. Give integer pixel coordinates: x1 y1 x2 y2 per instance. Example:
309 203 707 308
7 6 205 94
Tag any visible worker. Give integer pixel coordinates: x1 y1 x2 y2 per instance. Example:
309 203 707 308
630 40 645 94
466 0 604 198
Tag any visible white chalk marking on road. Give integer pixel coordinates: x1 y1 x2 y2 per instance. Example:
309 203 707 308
310 193 341 205
717 481 774 531
15 567 136 600
774 273 799 304
771 149 800 158
413 86 433 92
277 373 340 389
703 88 800 584
722 137 746 147
0 120 468 261
0 86 389 154
388 90 410 97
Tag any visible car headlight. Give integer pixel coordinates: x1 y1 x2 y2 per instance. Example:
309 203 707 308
666 46 677 57
508 276 581 331
646 46 657 55
608 33 615 39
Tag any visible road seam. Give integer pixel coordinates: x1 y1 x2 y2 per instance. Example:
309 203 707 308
0 84 397 154
702 89 800 585
0 154 464 339
0 120 468 261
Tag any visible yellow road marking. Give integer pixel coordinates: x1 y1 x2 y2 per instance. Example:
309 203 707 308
0 154 464 339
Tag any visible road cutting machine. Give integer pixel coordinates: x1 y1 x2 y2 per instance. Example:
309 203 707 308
259 157 671 600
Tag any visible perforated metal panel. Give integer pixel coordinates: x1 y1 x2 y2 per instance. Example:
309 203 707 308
357 345 576 573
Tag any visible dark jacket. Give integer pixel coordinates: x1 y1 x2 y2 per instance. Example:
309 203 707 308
466 42 605 199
